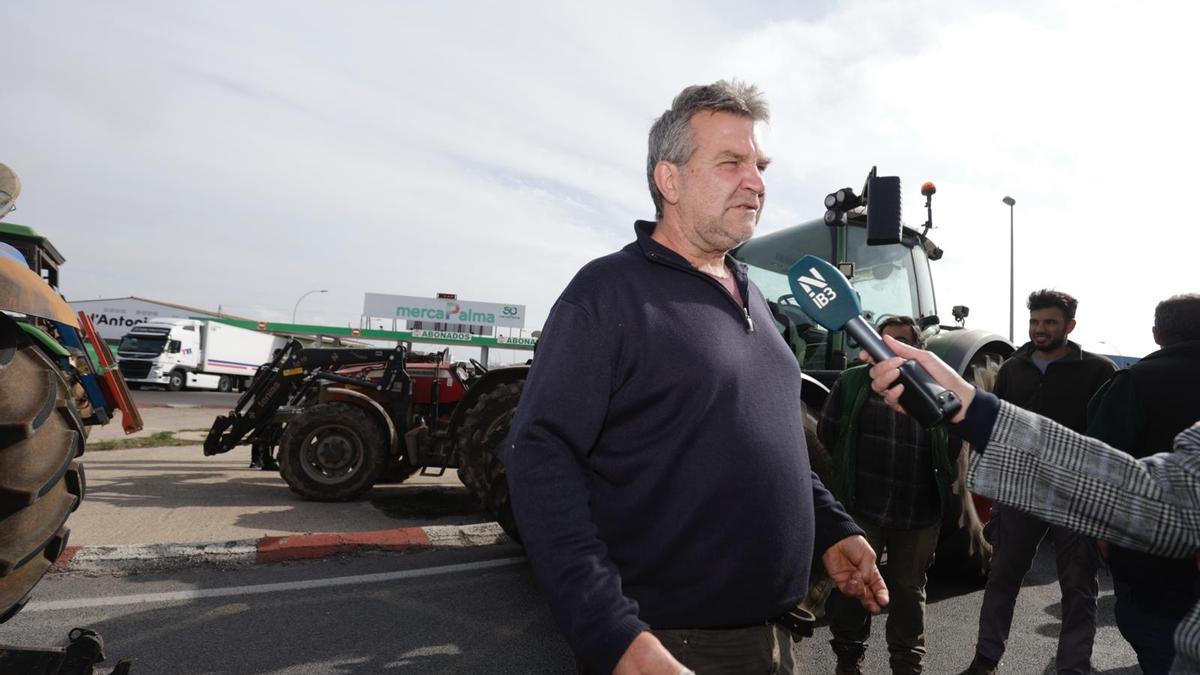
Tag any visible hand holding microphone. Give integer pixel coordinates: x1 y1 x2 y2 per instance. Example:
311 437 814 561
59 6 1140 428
786 255 963 427
861 335 976 423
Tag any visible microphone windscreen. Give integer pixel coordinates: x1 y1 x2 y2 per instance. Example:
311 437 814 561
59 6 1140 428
786 255 862 332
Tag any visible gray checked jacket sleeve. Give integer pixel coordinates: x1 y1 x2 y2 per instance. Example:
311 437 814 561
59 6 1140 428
966 401 1200 672
968 401 1200 558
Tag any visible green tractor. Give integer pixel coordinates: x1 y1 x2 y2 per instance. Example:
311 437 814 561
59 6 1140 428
0 162 141 672
730 170 1012 577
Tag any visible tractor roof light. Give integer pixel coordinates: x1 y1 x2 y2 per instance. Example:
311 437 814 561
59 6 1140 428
835 187 861 208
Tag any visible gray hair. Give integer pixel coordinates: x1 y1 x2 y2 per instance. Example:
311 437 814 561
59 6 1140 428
1155 293 1200 345
646 79 770 219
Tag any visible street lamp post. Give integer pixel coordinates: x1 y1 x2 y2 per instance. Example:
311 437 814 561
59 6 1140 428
292 289 328 324
1003 196 1016 343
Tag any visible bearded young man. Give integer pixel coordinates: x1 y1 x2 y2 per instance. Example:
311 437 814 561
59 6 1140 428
960 289 1116 675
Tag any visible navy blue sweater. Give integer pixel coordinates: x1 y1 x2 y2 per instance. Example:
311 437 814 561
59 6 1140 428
504 221 861 672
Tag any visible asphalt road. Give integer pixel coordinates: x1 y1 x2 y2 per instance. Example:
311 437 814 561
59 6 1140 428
131 388 241 409
1 543 1140 674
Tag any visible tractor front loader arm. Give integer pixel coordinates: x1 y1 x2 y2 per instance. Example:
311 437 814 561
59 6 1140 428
203 341 408 456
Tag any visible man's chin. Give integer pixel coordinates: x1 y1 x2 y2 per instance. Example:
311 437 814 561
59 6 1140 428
723 221 757 245
1033 339 1064 352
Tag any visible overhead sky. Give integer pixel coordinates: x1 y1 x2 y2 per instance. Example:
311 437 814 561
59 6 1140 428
3 1 1196 361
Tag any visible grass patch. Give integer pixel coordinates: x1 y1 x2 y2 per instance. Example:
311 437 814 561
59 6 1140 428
88 431 202 451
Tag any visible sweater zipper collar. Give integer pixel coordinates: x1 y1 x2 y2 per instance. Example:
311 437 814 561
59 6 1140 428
636 223 755 333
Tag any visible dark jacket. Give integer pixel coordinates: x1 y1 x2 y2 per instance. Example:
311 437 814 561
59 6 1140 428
994 341 1116 432
1087 339 1200 618
1088 340 1200 458
504 220 861 673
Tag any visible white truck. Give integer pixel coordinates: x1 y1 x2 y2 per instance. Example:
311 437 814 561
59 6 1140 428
117 318 288 392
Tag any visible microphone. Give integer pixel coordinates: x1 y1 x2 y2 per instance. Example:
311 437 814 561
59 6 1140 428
786 255 961 427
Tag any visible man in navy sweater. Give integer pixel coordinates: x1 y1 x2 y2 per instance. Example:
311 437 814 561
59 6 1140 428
504 80 888 674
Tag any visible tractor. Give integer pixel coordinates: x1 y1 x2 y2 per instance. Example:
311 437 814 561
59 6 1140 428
0 162 141 672
203 339 526 535
729 168 1013 577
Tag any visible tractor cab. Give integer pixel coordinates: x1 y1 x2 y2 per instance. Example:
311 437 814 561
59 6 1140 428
0 222 65 290
733 215 939 385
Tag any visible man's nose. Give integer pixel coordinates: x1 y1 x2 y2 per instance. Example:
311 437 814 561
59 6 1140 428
742 164 765 195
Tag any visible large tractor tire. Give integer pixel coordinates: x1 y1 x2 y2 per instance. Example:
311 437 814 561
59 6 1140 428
277 402 387 501
457 380 523 542
0 319 86 623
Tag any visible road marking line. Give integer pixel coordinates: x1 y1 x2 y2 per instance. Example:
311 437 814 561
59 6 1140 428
25 556 526 612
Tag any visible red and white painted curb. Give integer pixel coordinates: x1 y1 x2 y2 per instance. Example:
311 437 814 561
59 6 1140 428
53 522 510 573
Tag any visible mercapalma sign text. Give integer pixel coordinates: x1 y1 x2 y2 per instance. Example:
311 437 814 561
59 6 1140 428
363 293 525 329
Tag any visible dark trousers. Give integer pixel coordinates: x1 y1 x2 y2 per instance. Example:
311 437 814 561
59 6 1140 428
975 505 1100 674
653 625 796 674
1112 578 1179 675
828 516 940 674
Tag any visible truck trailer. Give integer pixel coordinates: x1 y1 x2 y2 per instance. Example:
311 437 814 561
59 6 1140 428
117 318 288 391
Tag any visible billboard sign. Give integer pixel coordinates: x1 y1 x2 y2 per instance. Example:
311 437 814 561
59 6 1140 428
69 298 219 343
363 293 525 329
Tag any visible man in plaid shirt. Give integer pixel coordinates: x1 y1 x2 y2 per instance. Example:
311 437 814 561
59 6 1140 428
863 338 1200 675
819 316 959 675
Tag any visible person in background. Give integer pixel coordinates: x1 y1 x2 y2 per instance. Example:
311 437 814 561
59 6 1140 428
962 289 1116 675
1086 293 1200 674
819 316 960 675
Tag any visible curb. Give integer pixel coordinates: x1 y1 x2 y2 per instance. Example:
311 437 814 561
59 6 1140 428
52 522 510 573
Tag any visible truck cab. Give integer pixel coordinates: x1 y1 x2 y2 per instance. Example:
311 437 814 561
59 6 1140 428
117 318 287 392
118 318 206 390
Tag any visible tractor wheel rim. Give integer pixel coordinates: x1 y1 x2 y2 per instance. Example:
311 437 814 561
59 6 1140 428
300 424 362 484
482 410 516 444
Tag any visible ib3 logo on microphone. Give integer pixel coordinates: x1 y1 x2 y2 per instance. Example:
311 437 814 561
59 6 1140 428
793 267 838 308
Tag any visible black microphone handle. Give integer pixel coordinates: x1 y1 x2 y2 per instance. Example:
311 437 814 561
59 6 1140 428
841 316 962 428
843 316 896 363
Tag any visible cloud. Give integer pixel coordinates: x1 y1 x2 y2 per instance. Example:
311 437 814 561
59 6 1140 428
2 0 1195 362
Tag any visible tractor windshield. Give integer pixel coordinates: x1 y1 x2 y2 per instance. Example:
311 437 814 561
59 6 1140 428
841 225 933 323
732 219 937 371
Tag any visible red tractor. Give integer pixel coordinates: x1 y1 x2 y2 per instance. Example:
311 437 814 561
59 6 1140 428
203 340 526 534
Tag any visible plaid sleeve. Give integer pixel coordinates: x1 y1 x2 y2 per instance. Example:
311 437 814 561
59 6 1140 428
969 402 1200 558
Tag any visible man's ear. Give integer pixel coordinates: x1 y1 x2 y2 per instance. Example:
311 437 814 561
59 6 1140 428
654 161 679 207
1065 318 1077 335
1152 325 1164 346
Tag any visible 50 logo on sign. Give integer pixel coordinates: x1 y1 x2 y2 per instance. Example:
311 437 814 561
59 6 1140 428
501 305 520 317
